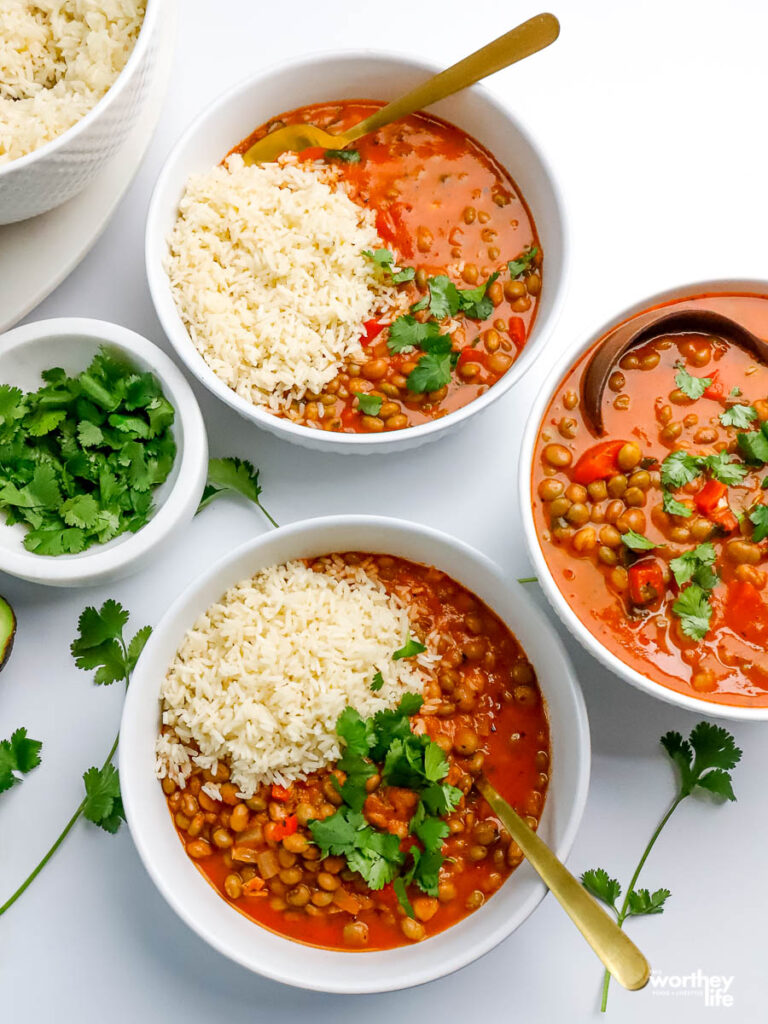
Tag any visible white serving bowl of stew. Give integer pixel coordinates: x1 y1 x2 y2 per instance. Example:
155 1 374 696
119 515 589 992
145 51 568 455
520 278 768 722
0 317 208 587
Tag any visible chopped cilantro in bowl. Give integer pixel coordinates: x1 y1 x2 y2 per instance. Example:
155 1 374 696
0 319 208 586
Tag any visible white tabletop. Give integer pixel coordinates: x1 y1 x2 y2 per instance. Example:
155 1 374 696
2 1 767 1020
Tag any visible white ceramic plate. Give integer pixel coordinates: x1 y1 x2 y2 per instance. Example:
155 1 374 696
0 0 177 333
120 515 590 993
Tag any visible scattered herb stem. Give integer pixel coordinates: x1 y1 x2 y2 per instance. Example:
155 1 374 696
517 576 538 584
581 722 742 1012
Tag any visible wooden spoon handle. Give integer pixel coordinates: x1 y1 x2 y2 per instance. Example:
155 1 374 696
582 306 768 434
344 14 560 143
477 776 650 993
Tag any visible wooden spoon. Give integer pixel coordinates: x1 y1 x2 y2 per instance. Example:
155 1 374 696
583 306 768 435
242 14 560 164
476 775 650 993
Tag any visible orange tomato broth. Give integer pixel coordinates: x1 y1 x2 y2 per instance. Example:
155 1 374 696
230 101 541 432
533 292 768 707
171 554 550 950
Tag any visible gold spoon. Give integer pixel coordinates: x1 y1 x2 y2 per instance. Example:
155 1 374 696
243 13 560 165
476 776 650 992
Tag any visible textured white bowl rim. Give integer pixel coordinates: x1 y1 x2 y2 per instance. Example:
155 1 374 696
520 276 768 722
0 0 160 177
0 317 207 585
120 515 590 992
145 47 570 450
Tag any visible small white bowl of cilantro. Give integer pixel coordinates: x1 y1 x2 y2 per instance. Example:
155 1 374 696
0 318 208 586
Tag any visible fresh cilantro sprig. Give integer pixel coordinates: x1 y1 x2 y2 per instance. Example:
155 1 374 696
308 693 462 912
662 491 692 518
674 364 712 400
363 248 415 284
672 584 713 641
0 601 151 918
324 148 361 163
660 449 748 491
621 530 655 552
507 246 539 278
197 457 278 528
0 728 42 794
738 421 768 465
720 404 757 429
0 352 176 557
582 722 741 1012
749 503 768 543
669 543 718 589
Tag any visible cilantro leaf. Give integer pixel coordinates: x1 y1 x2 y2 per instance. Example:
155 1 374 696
197 457 277 527
60 493 99 528
357 393 383 416
410 295 429 313
393 876 414 917
671 584 713 641
749 503 768 542
661 450 702 489
626 887 671 916
581 868 621 912
363 248 393 266
427 276 461 319
457 271 499 320
421 781 462 816
674 365 712 400
702 451 748 486
663 491 693 518
82 763 125 833
720 404 757 429
370 671 384 692
661 722 741 800
621 530 655 551
387 315 443 354
507 247 538 278
669 543 718 589
406 352 453 393
0 728 43 794
393 632 427 660
738 424 768 465
336 707 374 758
324 148 360 163
363 248 414 283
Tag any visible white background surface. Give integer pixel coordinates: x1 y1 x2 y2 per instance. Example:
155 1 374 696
1 2 766 1021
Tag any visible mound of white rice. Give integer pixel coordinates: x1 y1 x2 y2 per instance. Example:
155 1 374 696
155 560 439 796
165 154 402 412
0 1 146 164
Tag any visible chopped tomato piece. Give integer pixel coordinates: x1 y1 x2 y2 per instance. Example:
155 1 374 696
572 440 627 485
362 320 385 345
243 876 266 895
508 316 527 348
724 581 768 645
628 559 666 606
694 479 728 516
297 146 326 162
709 507 739 534
270 783 292 802
340 406 358 429
702 370 725 400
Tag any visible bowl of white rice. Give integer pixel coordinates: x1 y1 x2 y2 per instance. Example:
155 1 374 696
145 51 569 454
0 0 161 224
119 514 589 992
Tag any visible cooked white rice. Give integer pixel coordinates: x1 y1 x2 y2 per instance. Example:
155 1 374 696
0 1 146 164
155 559 439 796
165 154 403 412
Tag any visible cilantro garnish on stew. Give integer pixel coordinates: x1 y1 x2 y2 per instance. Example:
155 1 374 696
357 393 383 417
621 530 655 551
662 491 692 518
0 351 176 556
582 722 741 1012
719 403 757 429
749 503 768 542
392 632 427 660
674 364 712 400
307 694 463 911
507 246 539 279
324 148 361 163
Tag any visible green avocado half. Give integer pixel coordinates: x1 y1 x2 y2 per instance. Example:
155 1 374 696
0 596 16 671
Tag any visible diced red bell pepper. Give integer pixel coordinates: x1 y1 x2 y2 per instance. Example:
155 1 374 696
709 507 739 534
297 146 326 162
268 815 298 841
340 406 359 429
724 581 768 645
271 783 292 802
702 370 725 400
362 320 385 346
508 316 527 349
694 479 728 516
628 559 666 606
458 346 487 368
572 440 627 485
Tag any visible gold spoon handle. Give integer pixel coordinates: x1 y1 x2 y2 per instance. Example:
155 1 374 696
477 777 650 992
344 13 561 143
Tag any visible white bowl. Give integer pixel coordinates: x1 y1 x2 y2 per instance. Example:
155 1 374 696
119 515 589 992
520 277 768 722
145 51 569 455
0 0 162 225
0 317 208 586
